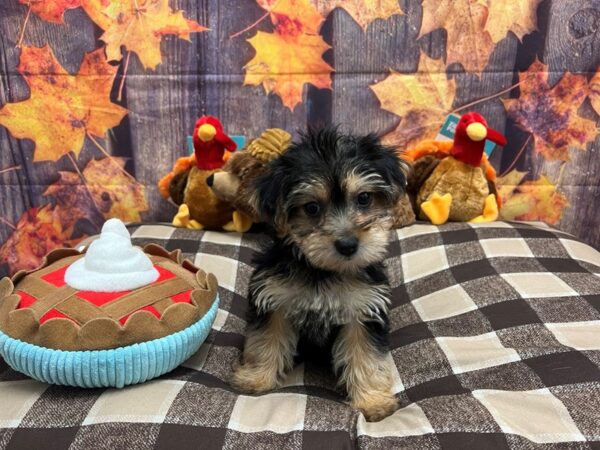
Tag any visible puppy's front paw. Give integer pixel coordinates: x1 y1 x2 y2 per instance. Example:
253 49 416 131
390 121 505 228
353 392 399 422
231 364 279 394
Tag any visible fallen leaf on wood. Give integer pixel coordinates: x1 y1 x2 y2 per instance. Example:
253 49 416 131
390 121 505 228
419 0 494 74
0 205 71 275
590 68 600 117
0 46 126 161
502 59 596 161
81 0 207 70
498 170 568 224
245 30 332 110
315 0 403 30
19 0 81 23
371 54 455 148
83 158 148 222
258 0 323 34
45 157 148 224
485 0 543 43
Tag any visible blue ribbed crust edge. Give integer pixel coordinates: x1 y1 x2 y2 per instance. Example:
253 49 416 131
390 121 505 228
0 297 219 388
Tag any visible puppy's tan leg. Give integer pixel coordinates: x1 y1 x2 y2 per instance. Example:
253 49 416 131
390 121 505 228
333 321 398 422
231 309 297 393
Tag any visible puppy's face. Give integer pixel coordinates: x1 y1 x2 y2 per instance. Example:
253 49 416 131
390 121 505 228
254 129 407 272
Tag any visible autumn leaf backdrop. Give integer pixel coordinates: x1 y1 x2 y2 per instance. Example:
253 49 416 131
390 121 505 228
0 0 599 277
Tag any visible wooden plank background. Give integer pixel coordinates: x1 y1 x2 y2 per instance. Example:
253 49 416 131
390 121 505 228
0 0 599 274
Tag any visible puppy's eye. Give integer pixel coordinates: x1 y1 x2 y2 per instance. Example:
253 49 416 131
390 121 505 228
303 202 321 217
356 192 372 207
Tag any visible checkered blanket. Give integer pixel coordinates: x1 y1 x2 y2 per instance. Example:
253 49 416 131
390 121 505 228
1 221 600 449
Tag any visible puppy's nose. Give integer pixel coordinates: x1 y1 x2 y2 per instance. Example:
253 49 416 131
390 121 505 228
206 174 214 187
335 237 359 256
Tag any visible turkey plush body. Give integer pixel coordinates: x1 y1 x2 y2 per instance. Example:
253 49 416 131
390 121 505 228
417 157 489 222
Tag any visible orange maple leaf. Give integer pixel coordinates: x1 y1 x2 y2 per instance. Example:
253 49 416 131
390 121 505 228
81 0 207 70
43 170 103 236
258 0 323 34
485 0 543 43
0 205 72 276
590 68 600 117
370 54 455 148
315 0 404 30
502 59 597 161
44 157 148 228
0 46 127 162
245 30 332 110
498 170 568 225
19 0 81 23
419 0 494 74
82 158 149 222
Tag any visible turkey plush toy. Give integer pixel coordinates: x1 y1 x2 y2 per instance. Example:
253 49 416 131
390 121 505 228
404 112 506 225
159 116 245 231
207 128 292 225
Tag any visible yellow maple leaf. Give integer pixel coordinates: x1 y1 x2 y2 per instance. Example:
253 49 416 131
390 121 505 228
0 46 127 162
83 158 149 222
370 54 455 148
590 68 600 117
19 0 81 23
498 170 568 224
245 30 333 110
502 59 596 161
315 0 404 30
258 0 323 34
419 0 494 74
495 169 527 203
485 0 543 43
81 0 207 70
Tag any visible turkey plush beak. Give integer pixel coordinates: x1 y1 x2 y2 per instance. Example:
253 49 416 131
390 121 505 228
466 122 507 147
466 122 487 141
198 123 217 142
485 127 507 146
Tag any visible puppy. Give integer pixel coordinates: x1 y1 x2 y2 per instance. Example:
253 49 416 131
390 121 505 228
231 128 407 422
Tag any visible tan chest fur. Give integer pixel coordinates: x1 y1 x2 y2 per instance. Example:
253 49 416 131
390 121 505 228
251 273 390 328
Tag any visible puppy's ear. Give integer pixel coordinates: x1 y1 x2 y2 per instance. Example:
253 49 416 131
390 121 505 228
360 135 408 203
252 162 289 232
380 148 409 194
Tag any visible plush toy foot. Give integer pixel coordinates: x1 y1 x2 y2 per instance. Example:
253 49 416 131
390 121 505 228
186 220 203 230
172 204 203 229
421 192 452 225
470 194 499 223
223 211 253 233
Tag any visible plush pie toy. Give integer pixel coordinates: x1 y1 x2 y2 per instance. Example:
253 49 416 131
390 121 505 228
0 219 219 388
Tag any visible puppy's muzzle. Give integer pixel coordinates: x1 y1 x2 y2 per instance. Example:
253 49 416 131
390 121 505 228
335 237 359 256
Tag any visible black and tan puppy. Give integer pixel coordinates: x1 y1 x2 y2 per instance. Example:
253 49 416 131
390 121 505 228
231 128 407 422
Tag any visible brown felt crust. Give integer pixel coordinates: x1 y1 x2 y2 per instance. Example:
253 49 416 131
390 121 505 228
0 245 218 351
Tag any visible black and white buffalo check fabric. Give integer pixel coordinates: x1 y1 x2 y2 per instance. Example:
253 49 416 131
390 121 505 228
1 221 600 449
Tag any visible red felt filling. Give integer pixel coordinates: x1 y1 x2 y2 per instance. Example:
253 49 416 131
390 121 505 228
40 265 68 287
17 265 189 326
39 309 71 324
154 265 176 282
16 291 37 309
76 290 131 307
171 290 193 304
